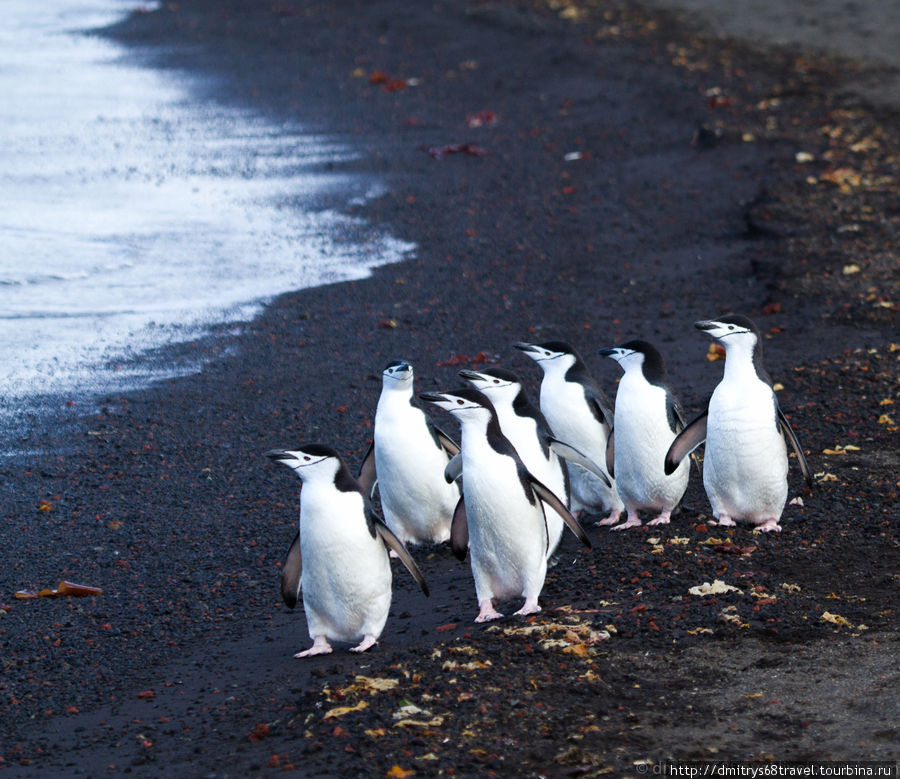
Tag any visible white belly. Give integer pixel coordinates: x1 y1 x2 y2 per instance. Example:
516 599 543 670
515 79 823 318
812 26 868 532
300 487 392 643
462 444 548 601
494 408 566 555
375 405 459 544
613 382 688 512
705 386 788 521
539 380 621 513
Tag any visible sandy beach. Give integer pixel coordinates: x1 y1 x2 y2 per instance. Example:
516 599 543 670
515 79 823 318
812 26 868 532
1 0 896 775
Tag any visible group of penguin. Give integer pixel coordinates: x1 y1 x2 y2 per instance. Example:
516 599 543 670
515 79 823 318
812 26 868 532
267 314 813 658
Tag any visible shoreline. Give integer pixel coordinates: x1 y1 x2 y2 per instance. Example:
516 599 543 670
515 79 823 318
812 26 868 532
1 1 896 774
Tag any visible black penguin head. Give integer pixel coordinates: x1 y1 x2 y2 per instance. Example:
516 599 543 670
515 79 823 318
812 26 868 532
459 366 522 396
514 340 574 361
599 340 667 385
382 360 414 385
266 444 343 482
419 386 497 420
695 314 760 343
514 340 581 378
695 314 767 378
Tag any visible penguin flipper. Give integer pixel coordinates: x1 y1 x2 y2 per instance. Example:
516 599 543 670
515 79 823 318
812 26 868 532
529 478 592 549
356 442 378 499
777 407 813 489
450 496 469 561
664 410 708 475
605 429 615 478
586 395 614 436
429 421 461 457
280 531 302 609
444 453 463 483
374 520 430 597
548 437 611 488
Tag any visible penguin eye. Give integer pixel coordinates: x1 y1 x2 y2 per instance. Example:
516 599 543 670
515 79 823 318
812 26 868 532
303 456 311 462
456 399 464 405
728 325 734 330
492 379 499 384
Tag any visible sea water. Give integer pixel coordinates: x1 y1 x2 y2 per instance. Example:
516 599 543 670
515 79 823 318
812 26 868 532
0 0 413 440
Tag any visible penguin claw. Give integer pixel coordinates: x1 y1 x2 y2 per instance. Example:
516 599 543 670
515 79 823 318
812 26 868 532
594 512 621 527
514 599 541 617
712 516 736 527
350 635 379 653
294 637 333 658
754 519 782 533
475 601 505 622
647 513 671 526
611 517 642 531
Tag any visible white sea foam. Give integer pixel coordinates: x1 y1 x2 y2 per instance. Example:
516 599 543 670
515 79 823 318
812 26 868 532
0 0 414 434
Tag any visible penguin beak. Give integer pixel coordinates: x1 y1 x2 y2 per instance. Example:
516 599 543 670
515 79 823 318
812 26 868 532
694 320 719 332
597 347 618 358
418 392 446 404
458 369 484 381
513 341 539 354
266 450 298 463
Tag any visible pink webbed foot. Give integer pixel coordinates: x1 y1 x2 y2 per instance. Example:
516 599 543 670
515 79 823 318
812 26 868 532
595 509 622 527
475 599 504 623
754 518 782 533
711 515 736 527
611 513 642 531
647 511 672 527
350 634 379 653
294 635 332 658
513 597 541 617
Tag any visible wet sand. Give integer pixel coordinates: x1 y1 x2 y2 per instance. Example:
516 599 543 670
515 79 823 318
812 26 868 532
1 0 897 775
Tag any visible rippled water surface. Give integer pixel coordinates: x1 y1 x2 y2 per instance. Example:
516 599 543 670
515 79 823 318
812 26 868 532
0 0 413 432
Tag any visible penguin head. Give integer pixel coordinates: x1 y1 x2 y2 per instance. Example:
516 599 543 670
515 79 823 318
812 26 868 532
514 340 577 374
459 367 522 404
382 360 414 388
695 315 766 374
694 315 760 347
419 386 496 422
599 340 666 382
266 444 342 482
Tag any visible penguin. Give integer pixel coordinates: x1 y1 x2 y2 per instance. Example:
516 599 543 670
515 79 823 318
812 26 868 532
357 360 461 547
664 315 812 532
458 366 610 557
419 387 591 622
267 444 429 657
598 340 690 530
514 341 624 524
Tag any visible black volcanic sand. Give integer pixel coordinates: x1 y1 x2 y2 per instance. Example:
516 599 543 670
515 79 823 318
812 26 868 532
1 1 897 775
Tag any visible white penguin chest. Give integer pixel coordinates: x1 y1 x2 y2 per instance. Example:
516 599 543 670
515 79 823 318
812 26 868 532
495 409 554 479
540 380 600 448
614 379 673 461
375 402 442 466
300 485 380 566
707 380 782 456
704 377 788 518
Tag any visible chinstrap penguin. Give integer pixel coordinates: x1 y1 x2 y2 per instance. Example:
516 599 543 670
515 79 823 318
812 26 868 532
514 341 623 524
459 366 609 557
357 360 461 547
419 387 591 622
664 315 812 532
267 444 429 657
599 340 690 530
